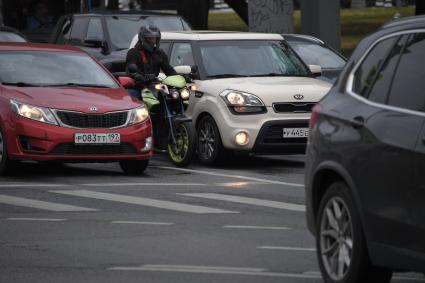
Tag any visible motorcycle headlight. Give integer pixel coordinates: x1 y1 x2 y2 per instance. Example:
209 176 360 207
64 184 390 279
180 88 190 100
128 105 149 125
10 100 58 125
220 90 266 114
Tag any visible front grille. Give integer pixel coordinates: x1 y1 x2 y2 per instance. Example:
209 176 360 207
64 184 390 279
56 111 128 128
273 103 316 113
49 143 137 155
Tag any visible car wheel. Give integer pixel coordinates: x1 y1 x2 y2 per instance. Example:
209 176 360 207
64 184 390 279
119 159 149 175
197 115 226 165
317 182 393 283
0 126 15 175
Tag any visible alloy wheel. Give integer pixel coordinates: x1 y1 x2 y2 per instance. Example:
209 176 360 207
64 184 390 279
320 196 354 281
198 120 216 159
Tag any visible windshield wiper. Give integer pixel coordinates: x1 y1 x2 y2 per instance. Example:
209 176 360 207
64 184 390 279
1 82 43 87
207 74 249 79
46 83 112 88
252 73 288 77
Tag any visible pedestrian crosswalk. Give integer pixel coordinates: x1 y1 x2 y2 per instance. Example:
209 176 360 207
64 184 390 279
0 189 305 215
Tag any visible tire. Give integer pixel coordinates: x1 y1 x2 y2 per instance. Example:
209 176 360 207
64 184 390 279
196 115 227 166
167 121 196 167
0 126 15 176
316 182 393 283
119 159 149 175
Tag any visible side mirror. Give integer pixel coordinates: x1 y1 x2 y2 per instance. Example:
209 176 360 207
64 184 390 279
84 38 110 55
118 76 135 89
174 65 192 75
309 65 322 77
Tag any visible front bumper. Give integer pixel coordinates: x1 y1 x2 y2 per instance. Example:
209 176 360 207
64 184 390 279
252 120 309 154
6 116 153 161
211 103 310 154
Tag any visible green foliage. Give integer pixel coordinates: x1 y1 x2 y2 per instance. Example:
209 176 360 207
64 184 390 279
208 6 414 57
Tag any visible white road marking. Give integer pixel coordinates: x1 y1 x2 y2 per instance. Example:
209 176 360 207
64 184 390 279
259 246 316 252
224 225 291 230
0 183 67 188
3 218 66 222
0 195 98 212
108 264 320 279
81 183 207 187
180 193 306 212
153 166 304 187
51 190 238 214
111 221 173 225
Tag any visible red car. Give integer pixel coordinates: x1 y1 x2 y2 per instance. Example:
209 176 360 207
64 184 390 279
0 43 152 175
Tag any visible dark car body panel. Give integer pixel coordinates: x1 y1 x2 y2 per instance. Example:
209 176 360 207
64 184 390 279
305 16 425 273
50 12 192 70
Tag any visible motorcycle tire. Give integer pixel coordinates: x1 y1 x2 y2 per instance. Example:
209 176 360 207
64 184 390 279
167 121 196 167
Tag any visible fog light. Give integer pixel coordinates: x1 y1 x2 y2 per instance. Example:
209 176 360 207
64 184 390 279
235 132 249 146
141 137 153 152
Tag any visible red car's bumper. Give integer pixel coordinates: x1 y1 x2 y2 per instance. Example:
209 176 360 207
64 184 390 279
5 116 153 161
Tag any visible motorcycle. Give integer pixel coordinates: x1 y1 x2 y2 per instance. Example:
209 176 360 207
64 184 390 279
126 66 196 167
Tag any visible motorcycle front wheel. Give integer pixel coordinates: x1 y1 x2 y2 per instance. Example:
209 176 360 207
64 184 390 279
167 121 196 167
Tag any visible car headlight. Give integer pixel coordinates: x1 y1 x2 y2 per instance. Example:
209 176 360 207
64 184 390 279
10 100 58 125
220 90 266 114
128 105 149 125
180 88 190 100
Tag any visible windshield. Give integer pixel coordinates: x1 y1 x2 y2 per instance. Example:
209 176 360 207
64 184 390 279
106 15 187 50
0 51 118 87
289 42 346 69
0 32 26 42
198 40 310 78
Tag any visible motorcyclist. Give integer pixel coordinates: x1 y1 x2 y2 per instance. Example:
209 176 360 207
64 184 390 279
126 24 177 99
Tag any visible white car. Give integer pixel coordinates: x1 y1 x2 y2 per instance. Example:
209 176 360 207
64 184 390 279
130 31 331 165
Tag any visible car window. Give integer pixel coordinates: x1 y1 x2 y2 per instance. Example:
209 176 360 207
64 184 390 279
289 42 345 69
353 36 398 97
365 35 407 104
105 15 188 50
160 42 171 55
170 43 194 66
56 18 72 44
86 18 103 40
69 17 89 46
387 33 425 112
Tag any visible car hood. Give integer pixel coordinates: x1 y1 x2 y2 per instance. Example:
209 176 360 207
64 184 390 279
3 86 141 113
199 77 331 106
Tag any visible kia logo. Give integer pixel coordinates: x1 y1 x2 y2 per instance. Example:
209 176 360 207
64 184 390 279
294 94 304 100
89 106 98 112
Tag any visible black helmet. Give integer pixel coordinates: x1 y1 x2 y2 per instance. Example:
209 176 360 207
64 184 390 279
138 24 161 53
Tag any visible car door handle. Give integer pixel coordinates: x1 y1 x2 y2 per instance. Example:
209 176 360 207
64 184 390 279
351 116 364 129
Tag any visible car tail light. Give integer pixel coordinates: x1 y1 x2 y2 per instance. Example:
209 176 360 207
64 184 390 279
309 104 321 129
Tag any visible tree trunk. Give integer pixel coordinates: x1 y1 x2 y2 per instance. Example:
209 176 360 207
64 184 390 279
248 0 294 33
224 0 248 24
416 0 425 15
177 0 209 29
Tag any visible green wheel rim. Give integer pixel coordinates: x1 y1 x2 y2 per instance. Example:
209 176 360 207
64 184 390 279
168 124 189 163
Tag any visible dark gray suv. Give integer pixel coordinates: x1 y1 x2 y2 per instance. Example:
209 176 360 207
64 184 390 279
305 16 425 283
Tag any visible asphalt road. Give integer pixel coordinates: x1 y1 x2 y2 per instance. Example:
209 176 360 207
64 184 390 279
0 154 423 283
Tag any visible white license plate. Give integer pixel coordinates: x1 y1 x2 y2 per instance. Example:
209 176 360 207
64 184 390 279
74 133 120 144
283 128 309 138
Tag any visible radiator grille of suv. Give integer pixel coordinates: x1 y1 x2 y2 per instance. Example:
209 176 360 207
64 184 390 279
56 111 128 128
273 103 316 113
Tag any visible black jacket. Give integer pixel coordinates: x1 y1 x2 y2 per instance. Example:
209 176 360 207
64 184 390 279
126 42 177 88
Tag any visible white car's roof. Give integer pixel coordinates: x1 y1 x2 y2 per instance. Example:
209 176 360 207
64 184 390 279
130 31 284 48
